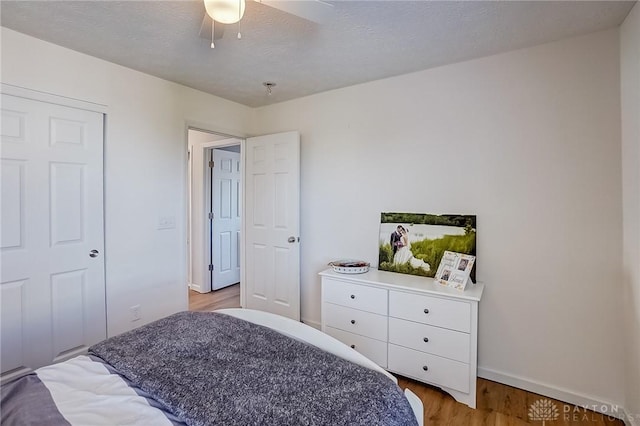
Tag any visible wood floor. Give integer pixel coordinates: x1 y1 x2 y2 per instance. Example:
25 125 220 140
397 376 623 425
188 288 623 426
188 284 241 311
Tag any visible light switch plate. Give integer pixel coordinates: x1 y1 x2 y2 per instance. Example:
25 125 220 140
158 216 176 230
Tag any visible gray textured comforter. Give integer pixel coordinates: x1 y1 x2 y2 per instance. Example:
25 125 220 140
89 311 417 426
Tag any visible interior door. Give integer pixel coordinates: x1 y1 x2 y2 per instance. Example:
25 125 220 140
211 148 241 290
245 131 300 320
0 93 106 382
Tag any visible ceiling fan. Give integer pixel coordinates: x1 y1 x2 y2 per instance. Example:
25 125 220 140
199 0 333 47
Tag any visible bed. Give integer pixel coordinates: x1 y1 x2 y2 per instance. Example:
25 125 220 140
1 309 423 426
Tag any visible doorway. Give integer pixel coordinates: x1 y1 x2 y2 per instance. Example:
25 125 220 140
187 128 301 320
187 129 243 296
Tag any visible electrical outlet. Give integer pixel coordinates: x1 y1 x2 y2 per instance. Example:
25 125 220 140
130 304 141 322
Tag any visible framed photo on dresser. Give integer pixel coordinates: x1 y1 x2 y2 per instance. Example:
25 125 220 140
434 251 476 291
378 212 476 281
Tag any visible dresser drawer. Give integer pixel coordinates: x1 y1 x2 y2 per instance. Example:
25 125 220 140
389 291 471 333
388 344 470 393
323 278 388 315
388 317 470 363
325 326 388 368
324 303 388 341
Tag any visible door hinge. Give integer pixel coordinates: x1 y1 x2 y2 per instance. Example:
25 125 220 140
209 160 214 168
208 212 214 220
208 264 214 271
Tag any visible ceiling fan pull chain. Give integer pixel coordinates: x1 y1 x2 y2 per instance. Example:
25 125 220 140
237 0 242 39
210 18 215 48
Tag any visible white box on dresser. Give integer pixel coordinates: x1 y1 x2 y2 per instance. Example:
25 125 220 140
319 268 484 408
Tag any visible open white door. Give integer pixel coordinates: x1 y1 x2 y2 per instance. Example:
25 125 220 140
1 93 106 382
211 148 241 290
244 131 300 320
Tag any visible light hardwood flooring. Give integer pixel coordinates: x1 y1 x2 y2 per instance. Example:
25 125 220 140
188 284 241 311
188 288 623 426
397 376 623 425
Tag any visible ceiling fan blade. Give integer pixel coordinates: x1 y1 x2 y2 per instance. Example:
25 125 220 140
255 0 333 24
199 15 226 41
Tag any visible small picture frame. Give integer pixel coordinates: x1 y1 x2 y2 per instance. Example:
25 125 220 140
435 251 476 291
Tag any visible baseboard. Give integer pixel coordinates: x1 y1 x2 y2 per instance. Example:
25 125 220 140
188 283 203 293
301 318 321 330
478 366 625 421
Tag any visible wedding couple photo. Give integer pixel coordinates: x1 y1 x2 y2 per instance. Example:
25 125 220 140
389 225 431 272
378 212 477 279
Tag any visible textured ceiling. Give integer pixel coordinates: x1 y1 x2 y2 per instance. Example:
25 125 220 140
1 1 635 107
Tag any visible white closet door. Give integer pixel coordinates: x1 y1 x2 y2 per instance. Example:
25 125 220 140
244 131 300 321
1 94 106 382
211 149 241 290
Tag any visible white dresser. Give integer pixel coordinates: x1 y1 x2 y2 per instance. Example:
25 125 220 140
319 268 484 408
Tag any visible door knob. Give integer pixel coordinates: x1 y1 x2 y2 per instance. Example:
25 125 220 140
89 249 99 258
288 236 296 243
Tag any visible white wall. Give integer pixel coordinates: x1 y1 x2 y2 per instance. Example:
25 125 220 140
621 3 640 424
1 28 254 337
253 29 625 408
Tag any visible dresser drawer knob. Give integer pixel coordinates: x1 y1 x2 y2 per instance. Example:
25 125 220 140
350 294 355 299
423 308 430 314
423 337 429 343
350 319 356 324
422 365 429 371
350 344 356 349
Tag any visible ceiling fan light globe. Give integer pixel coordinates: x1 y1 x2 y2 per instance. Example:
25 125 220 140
204 0 246 24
